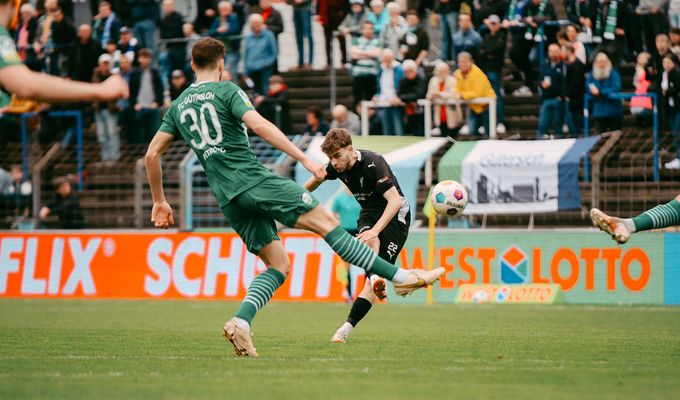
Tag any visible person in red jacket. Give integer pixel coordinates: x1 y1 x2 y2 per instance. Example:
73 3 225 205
315 0 348 67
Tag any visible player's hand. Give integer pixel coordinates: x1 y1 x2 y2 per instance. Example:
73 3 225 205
303 158 326 180
99 74 129 100
356 228 379 242
151 201 174 229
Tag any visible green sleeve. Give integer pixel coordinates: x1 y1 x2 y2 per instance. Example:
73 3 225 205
0 29 22 69
225 83 255 120
159 107 180 137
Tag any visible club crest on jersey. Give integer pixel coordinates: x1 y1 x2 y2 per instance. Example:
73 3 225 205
301 192 313 205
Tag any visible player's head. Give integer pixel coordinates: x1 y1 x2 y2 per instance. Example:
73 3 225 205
53 176 72 197
190 37 225 75
321 128 355 173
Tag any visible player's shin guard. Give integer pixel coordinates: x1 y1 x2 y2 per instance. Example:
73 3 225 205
324 226 404 282
632 199 680 232
234 267 285 325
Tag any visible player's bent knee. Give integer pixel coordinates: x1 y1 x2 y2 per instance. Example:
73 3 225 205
365 237 380 253
296 205 339 236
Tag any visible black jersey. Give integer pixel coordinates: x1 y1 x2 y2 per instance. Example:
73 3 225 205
325 149 410 225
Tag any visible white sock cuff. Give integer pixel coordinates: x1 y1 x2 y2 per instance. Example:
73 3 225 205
392 269 410 284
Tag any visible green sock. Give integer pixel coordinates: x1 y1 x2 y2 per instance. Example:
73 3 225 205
631 199 680 232
235 267 285 325
324 226 399 281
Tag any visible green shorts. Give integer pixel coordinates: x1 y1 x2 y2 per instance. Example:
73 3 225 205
220 175 320 255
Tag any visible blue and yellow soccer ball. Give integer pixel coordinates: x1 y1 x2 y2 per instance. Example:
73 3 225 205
430 180 468 217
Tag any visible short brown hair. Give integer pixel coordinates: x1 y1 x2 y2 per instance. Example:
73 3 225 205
138 48 153 58
321 128 352 154
191 37 225 69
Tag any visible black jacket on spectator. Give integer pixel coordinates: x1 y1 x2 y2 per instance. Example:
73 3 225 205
47 192 85 229
566 58 586 111
195 0 218 33
257 91 293 135
659 67 680 113
397 75 427 104
94 13 122 47
161 10 186 49
68 38 102 82
170 81 191 101
128 67 164 108
474 0 507 26
399 26 429 61
51 16 76 55
521 0 557 42
264 7 284 36
128 0 160 23
477 28 506 73
14 17 41 71
540 61 566 100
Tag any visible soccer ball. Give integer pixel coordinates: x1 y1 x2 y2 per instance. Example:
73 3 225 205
430 180 468 217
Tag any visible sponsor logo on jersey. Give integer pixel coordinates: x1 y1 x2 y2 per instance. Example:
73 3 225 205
367 162 376 168
377 176 389 184
177 91 215 111
301 192 313 205
203 146 226 160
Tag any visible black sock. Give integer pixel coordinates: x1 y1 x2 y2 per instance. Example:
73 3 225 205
346 297 372 327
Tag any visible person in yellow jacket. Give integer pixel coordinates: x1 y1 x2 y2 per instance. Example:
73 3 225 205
454 51 496 137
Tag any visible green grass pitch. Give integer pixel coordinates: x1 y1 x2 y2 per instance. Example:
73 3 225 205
1 299 679 399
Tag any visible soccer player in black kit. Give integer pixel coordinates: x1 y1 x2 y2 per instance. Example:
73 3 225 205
304 128 411 343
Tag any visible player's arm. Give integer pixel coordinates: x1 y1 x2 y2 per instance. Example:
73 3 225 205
356 186 402 242
303 176 324 192
145 131 175 229
0 64 128 102
242 110 326 180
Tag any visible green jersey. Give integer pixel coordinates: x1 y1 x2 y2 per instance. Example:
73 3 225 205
159 81 273 207
0 26 22 70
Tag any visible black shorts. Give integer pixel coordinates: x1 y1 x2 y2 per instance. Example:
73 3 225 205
357 210 410 266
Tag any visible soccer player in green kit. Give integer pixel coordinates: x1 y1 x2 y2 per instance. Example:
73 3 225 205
145 37 445 357
0 0 127 102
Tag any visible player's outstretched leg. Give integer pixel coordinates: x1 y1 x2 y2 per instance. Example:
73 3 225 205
590 195 680 244
224 241 288 357
296 206 445 296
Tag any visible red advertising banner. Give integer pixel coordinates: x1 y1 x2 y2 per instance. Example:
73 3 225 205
0 232 357 301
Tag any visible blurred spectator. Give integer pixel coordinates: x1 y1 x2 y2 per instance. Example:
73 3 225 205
68 24 102 82
117 26 139 65
536 44 567 139
452 13 481 62
564 44 586 135
194 0 218 33
175 0 198 23
478 14 506 134
15 3 41 72
315 0 348 67
399 10 429 70
510 0 556 96
330 104 361 135
654 35 676 76
661 55 680 168
426 61 461 138
339 0 369 39
367 0 388 36
636 0 670 55
630 52 654 126
161 0 187 82
129 0 160 51
397 59 426 135
375 49 404 135
473 0 507 26
587 52 623 133
672 0 680 30
210 1 242 81
35 0 58 74
350 21 380 110
92 54 120 163
557 24 586 64
68 0 98 27
455 52 496 137
379 2 406 60
117 55 136 143
303 106 330 135
289 0 314 69
0 165 32 221
671 28 680 57
587 0 630 67
169 69 190 101
129 48 163 143
50 6 76 77
183 22 201 72
244 14 277 95
261 0 284 73
93 1 121 49
255 75 293 134
435 0 463 62
39 176 85 229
